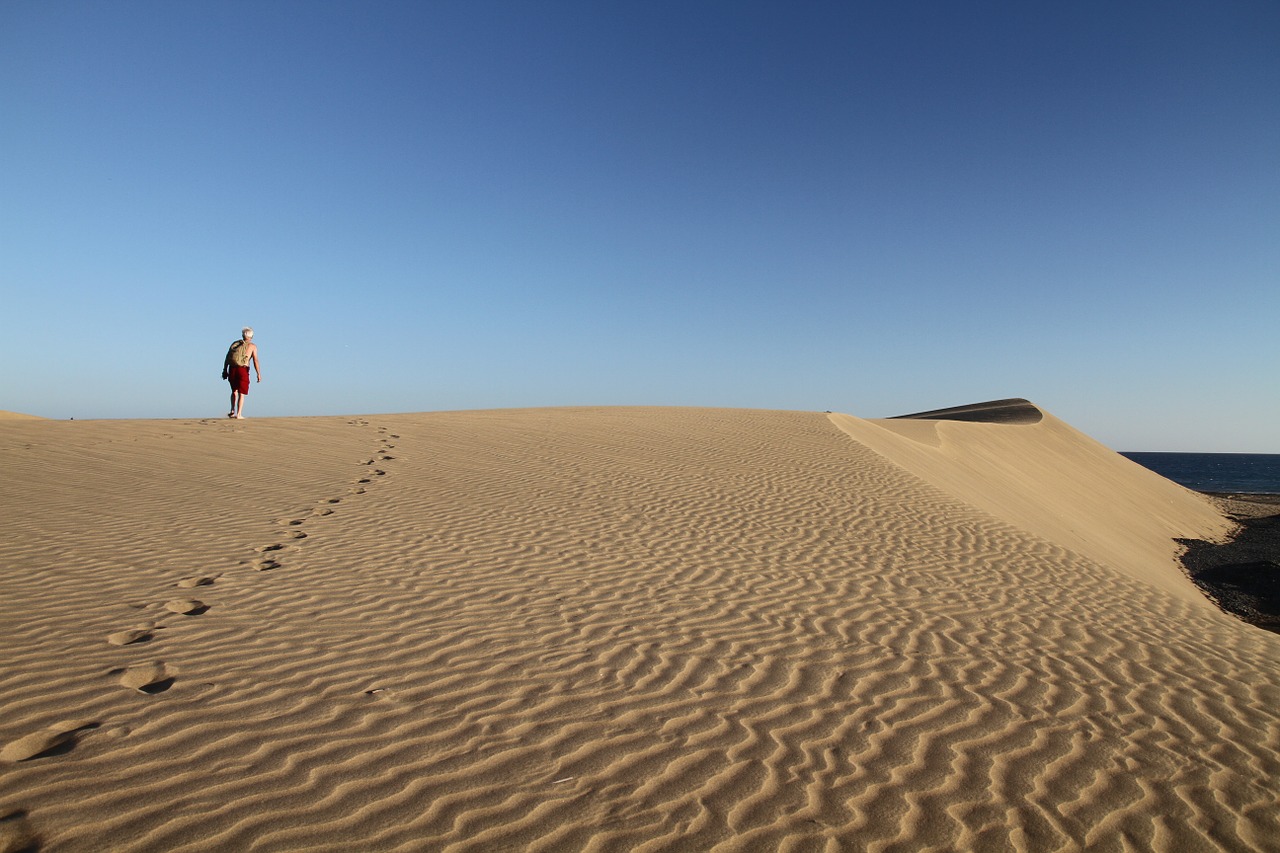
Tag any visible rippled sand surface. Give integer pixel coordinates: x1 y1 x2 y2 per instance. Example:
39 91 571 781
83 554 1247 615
2 406 1277 851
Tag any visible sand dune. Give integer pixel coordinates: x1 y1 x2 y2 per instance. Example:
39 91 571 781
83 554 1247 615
833 402 1235 605
1 405 1277 851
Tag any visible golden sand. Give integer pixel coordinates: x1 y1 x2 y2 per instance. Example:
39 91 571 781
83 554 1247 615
1 406 1277 851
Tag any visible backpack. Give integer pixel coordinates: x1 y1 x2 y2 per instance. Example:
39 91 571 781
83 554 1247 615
227 340 251 367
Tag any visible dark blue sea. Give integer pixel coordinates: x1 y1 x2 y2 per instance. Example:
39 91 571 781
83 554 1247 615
1122 453 1280 494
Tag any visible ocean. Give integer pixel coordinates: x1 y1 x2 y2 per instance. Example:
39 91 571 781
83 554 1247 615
1122 452 1280 495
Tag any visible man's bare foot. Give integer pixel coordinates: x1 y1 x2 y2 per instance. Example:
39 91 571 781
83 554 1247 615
235 414 245 419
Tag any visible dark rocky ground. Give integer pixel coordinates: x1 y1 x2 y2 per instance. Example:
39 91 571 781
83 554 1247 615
1180 493 1280 634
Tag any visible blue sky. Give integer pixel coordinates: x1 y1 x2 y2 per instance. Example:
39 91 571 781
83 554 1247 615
2 1 1277 451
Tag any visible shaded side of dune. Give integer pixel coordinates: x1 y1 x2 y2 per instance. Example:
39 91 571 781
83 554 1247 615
1180 495 1280 633
889 397 1044 425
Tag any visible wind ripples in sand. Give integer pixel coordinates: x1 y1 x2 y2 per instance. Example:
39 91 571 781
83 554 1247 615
1 408 1277 851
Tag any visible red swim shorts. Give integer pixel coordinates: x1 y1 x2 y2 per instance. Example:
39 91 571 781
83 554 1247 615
227 365 250 394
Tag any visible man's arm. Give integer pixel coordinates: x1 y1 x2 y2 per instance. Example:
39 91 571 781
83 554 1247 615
251 345 262 382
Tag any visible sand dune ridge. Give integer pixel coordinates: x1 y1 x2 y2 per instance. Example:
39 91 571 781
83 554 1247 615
1 406 1277 851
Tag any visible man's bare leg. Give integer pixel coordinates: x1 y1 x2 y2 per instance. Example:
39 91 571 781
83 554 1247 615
229 390 237 418
235 392 246 419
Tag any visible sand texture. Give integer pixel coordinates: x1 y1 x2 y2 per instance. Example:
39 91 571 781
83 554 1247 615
2 406 1278 851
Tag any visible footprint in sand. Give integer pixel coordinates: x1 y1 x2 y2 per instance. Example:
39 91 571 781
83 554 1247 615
254 549 286 569
357 478 372 484
176 574 219 589
351 487 366 495
1 722 97 762
164 599 208 615
116 661 174 694
107 628 154 646
290 531 307 540
326 497 341 505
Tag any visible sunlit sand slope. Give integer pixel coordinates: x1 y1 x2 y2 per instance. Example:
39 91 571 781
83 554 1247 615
831 400 1236 605
1 407 1277 851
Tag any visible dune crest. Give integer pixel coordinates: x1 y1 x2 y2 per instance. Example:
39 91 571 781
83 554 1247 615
891 397 1045 425
1 407 1276 850
830 401 1234 605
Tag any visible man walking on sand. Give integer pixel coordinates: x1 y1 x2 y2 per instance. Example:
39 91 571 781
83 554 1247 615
222 326 262 419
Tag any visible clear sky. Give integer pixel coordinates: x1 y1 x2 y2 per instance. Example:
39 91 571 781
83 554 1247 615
2 1 1277 451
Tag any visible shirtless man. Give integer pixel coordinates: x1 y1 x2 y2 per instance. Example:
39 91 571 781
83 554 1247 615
222 327 262 419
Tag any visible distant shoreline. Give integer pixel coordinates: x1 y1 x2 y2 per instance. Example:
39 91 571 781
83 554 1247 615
1202 492 1280 516
1184 493 1280 633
